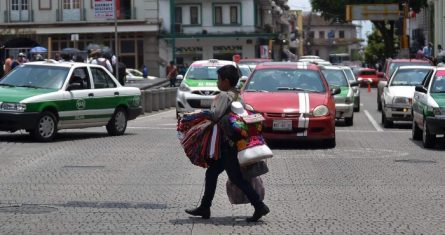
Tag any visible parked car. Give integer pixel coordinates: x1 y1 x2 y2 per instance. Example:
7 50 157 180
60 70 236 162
126 68 157 81
340 66 360 112
0 60 142 141
320 66 358 126
377 58 432 111
240 62 339 147
381 65 435 128
175 59 238 117
412 66 445 148
357 68 379 87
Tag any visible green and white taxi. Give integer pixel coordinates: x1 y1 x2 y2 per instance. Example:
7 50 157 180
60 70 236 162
320 66 358 126
0 60 142 141
412 67 445 148
175 59 237 117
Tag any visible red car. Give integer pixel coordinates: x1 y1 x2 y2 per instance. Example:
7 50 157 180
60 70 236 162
240 62 339 147
357 68 379 87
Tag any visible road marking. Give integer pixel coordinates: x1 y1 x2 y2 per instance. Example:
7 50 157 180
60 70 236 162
364 110 384 132
136 110 175 120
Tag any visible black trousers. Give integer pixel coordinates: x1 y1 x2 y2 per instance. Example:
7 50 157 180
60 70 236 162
200 146 263 209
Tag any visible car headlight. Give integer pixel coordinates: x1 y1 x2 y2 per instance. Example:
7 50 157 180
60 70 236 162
312 105 329 117
179 83 190 92
393 97 409 104
0 102 27 112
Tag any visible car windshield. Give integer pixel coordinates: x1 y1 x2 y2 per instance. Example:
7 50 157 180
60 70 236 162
321 69 349 87
239 66 251 77
343 69 356 82
245 69 325 93
390 69 432 86
0 65 69 90
431 71 445 93
389 62 429 77
185 66 223 80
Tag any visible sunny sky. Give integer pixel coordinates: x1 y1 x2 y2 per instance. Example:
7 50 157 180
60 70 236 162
288 0 373 43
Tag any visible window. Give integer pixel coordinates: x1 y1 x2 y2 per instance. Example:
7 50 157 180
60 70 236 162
214 6 222 25
70 67 91 89
190 6 198 25
12 0 29 10
21 0 29 10
91 67 117 89
339 30 345 38
319 31 325 39
230 6 238 24
309 31 314 39
175 7 182 23
63 0 80 9
12 0 19 10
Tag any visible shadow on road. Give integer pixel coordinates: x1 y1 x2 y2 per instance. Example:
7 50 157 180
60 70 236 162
0 131 137 143
171 216 266 226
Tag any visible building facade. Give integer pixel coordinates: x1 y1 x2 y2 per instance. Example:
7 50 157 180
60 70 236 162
158 0 290 71
302 12 360 61
0 0 160 75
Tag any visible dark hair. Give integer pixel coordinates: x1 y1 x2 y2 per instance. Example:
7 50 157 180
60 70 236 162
217 65 240 87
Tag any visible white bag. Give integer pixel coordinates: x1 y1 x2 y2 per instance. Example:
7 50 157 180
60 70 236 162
237 144 273 166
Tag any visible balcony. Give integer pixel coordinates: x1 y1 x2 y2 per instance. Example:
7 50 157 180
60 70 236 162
3 10 34 23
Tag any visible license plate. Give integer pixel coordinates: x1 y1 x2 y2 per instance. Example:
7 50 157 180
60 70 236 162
273 120 292 131
200 99 212 107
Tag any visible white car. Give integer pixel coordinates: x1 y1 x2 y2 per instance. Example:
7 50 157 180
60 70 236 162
126 68 157 81
381 65 435 128
175 59 238 118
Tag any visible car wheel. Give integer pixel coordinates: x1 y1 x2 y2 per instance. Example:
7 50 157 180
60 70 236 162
354 99 360 112
31 111 58 142
411 118 422 140
422 120 436 148
106 107 128 136
323 138 336 148
382 111 393 128
344 115 353 126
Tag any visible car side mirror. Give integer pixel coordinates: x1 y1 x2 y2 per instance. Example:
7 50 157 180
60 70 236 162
415 85 427 93
331 87 341 95
349 81 359 87
176 74 184 81
67 82 83 91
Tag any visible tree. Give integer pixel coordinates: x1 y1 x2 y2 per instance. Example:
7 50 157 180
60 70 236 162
364 28 386 67
310 0 428 58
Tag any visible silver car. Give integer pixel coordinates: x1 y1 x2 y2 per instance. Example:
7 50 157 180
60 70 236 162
320 66 358 126
340 66 360 112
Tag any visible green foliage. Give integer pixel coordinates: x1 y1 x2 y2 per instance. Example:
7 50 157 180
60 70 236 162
364 29 385 66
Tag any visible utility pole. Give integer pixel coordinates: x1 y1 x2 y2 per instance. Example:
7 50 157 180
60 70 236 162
401 0 409 49
170 0 176 63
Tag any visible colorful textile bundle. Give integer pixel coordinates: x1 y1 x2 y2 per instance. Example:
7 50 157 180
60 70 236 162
227 111 266 152
177 111 221 168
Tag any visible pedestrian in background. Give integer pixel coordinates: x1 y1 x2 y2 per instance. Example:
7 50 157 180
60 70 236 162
142 65 148 78
166 61 178 87
185 65 270 222
3 55 13 74
90 50 113 73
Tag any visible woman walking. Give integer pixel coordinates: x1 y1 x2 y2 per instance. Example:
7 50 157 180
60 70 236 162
185 65 269 222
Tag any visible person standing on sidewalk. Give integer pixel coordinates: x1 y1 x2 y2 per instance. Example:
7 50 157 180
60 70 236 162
185 65 270 222
166 61 178 87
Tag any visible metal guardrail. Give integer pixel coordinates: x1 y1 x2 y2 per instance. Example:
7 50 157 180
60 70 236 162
140 87 177 114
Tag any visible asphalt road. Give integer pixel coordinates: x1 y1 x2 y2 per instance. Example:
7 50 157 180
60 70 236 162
0 88 444 234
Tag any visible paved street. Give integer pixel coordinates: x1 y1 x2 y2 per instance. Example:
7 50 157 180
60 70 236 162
0 88 444 234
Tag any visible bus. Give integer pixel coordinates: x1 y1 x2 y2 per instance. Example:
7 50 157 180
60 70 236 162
329 53 351 65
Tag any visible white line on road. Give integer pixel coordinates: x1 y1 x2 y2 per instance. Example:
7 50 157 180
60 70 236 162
364 110 384 132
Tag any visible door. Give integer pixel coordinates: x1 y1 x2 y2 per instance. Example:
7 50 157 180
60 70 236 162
62 0 81 21
89 67 120 121
60 67 98 128
10 0 29 22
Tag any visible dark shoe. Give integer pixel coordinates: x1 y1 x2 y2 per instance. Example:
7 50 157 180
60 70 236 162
185 207 210 219
246 204 270 222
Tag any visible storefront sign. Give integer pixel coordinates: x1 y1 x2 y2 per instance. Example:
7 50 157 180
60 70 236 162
94 0 115 19
213 45 242 54
176 47 203 54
